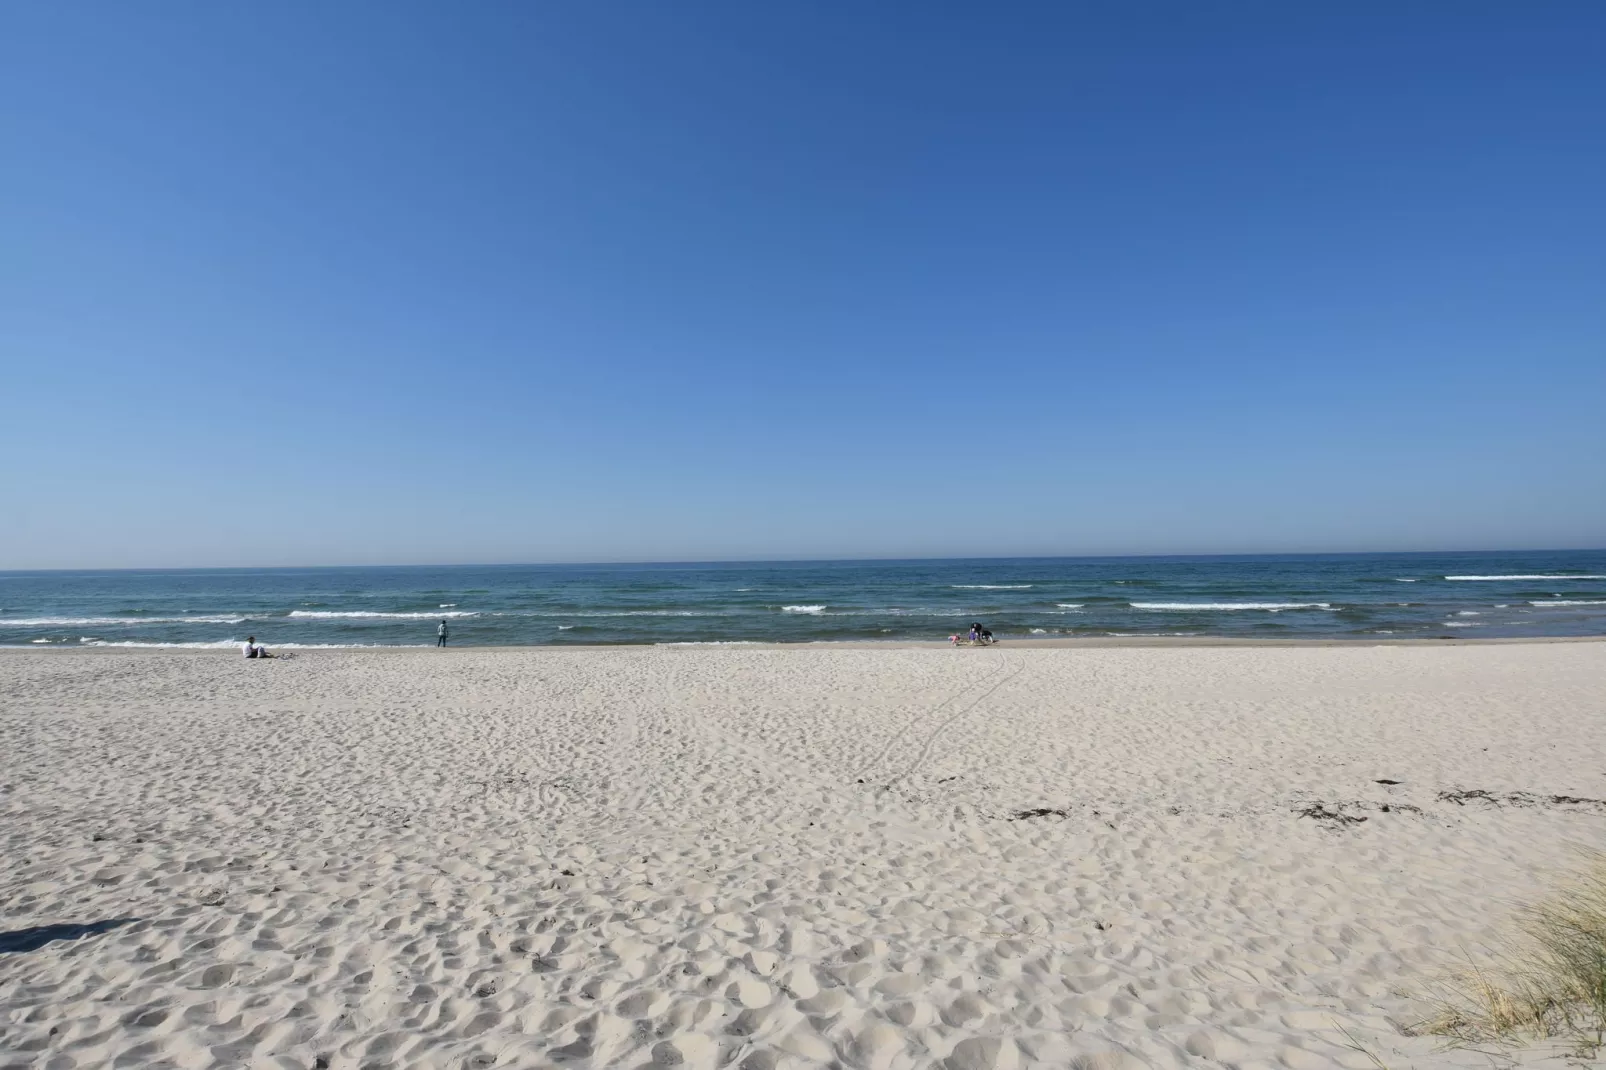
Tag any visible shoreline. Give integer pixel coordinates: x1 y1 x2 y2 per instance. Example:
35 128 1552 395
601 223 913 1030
6 632 1606 654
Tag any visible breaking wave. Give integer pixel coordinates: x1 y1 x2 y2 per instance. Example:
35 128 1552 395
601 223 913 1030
1 616 245 626
287 610 479 620
62 640 431 649
657 640 762 646
1445 575 1605 581
1130 602 1331 611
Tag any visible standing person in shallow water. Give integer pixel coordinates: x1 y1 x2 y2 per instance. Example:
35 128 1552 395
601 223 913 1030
437 620 449 647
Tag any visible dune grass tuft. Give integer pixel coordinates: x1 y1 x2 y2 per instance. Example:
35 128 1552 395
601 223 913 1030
1418 850 1606 1054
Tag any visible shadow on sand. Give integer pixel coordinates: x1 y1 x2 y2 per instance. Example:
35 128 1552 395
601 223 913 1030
0 918 139 953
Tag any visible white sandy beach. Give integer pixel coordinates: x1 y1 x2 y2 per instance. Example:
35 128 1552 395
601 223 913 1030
3 642 1605 1070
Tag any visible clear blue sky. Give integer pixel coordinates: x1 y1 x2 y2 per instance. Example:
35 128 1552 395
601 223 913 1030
4 3 1603 568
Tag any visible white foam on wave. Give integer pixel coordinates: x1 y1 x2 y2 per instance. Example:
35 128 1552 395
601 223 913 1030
1395 578 1419 582
1130 602 1331 611
593 610 715 617
1055 603 1085 609
1530 599 1606 606
818 607 963 617
287 610 479 620
1456 611 1481 617
951 584 1033 590
656 640 761 646
749 607 959 619
439 603 457 608
1029 628 1048 634
2 616 246 626
1443 621 1484 628
556 625 575 630
70 640 432 649
1445 575 1605 581
526 610 726 618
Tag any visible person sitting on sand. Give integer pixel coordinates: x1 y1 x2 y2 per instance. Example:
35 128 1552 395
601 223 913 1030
980 627 994 644
242 636 276 659
968 623 981 642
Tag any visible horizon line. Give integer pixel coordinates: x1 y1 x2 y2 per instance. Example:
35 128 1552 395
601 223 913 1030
3 546 1604 575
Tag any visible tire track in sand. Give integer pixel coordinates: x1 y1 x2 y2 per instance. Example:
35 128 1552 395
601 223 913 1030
851 654 1013 785
889 653 1021 787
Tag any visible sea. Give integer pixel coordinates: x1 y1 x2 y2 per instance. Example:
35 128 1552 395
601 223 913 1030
2 550 1604 650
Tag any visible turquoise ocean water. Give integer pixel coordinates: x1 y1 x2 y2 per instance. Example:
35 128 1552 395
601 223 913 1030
2 551 1604 649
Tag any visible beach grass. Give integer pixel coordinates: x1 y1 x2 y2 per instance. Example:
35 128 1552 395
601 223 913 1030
1417 850 1606 1054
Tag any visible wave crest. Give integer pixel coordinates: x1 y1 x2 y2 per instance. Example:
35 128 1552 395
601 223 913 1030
287 610 478 620
1445 575 1605 581
1 616 245 626
1131 602 1331 611
62 640 431 649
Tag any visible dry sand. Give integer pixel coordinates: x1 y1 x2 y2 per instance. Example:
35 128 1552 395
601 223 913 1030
3 642 1605 1070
